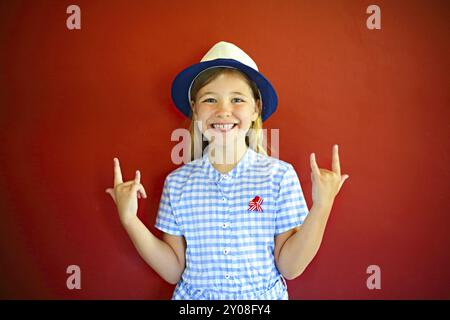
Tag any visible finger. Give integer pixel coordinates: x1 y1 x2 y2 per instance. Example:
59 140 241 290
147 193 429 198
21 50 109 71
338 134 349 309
131 182 147 198
338 174 350 190
332 144 341 176
137 189 146 199
113 158 123 187
119 180 139 188
310 171 317 184
135 170 141 184
139 185 148 199
132 182 147 199
310 153 321 176
131 181 141 195
105 188 116 201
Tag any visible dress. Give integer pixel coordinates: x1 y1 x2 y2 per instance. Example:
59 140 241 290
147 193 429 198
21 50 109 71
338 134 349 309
155 147 309 299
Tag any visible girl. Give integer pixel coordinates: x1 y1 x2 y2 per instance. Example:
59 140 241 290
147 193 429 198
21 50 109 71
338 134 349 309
105 41 349 300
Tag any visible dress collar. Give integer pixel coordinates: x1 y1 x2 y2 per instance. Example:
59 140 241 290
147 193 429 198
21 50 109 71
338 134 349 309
202 147 256 182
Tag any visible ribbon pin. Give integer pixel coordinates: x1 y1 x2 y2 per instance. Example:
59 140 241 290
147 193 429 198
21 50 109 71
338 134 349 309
248 196 264 212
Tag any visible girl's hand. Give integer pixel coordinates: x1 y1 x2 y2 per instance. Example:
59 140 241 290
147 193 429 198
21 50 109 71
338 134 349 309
105 158 147 225
310 145 349 207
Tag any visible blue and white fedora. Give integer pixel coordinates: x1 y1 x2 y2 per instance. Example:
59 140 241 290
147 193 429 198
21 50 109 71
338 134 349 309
171 41 278 122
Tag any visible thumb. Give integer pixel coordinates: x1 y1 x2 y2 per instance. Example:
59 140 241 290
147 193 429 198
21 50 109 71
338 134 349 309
339 175 350 190
105 188 116 202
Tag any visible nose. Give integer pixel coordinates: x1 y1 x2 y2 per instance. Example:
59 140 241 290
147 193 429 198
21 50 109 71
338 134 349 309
215 101 233 118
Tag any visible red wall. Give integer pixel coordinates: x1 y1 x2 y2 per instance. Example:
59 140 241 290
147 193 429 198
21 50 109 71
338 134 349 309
0 0 448 299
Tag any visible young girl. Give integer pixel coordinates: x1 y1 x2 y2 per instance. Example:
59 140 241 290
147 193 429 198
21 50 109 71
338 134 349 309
105 41 349 300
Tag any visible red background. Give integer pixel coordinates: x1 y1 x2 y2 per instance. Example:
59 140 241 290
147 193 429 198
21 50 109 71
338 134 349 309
0 0 449 299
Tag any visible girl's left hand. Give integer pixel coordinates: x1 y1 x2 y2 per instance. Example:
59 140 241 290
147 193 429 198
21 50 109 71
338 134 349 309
310 144 349 207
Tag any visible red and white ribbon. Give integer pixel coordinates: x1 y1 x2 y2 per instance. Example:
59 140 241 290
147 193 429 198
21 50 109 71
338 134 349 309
248 196 263 212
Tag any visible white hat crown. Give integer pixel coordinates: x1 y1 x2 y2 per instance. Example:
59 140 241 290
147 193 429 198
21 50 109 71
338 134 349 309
200 41 259 71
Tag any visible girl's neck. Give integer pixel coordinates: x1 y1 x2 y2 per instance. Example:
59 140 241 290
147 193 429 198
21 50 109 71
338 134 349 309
207 140 248 174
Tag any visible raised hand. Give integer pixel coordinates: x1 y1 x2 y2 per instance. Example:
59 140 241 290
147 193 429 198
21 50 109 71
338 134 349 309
310 145 349 207
105 158 147 225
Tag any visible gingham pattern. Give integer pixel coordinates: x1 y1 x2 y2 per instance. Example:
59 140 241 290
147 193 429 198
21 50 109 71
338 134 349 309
155 147 309 300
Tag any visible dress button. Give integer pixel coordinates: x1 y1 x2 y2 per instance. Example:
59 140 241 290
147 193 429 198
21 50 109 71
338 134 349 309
222 197 226 202
223 249 229 255
222 223 228 228
225 274 230 279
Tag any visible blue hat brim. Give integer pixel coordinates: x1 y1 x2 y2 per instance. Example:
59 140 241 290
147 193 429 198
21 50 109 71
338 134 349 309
171 59 278 122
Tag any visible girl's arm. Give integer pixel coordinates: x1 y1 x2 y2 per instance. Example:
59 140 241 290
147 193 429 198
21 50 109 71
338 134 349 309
105 158 185 285
276 145 349 280
276 202 332 280
122 217 186 285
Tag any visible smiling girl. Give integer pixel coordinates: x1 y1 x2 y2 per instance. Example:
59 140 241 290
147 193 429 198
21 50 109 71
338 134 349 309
105 41 349 300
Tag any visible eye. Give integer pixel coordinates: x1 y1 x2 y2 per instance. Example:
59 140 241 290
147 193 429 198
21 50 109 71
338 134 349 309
232 97 245 103
202 98 216 103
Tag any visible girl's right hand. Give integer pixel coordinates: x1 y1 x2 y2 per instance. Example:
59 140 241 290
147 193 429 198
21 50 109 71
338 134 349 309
105 158 147 225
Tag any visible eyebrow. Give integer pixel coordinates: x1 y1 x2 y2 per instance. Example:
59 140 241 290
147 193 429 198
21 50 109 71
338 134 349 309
200 91 249 97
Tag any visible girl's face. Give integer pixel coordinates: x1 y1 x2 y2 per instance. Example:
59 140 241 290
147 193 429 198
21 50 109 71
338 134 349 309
191 72 260 148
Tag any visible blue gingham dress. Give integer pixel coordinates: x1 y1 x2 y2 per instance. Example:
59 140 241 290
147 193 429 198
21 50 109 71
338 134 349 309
155 147 309 300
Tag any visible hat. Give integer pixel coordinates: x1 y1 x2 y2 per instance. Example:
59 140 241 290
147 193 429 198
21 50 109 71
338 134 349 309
171 41 278 122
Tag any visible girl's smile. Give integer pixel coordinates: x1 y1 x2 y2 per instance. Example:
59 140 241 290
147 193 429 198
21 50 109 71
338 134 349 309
208 122 238 132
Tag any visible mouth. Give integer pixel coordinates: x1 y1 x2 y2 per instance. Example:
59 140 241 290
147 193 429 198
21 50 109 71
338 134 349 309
208 122 239 133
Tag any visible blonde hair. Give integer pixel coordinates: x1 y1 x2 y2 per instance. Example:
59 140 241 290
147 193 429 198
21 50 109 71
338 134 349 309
188 68 269 161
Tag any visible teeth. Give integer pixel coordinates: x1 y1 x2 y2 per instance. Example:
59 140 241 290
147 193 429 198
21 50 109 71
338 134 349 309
212 123 235 130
